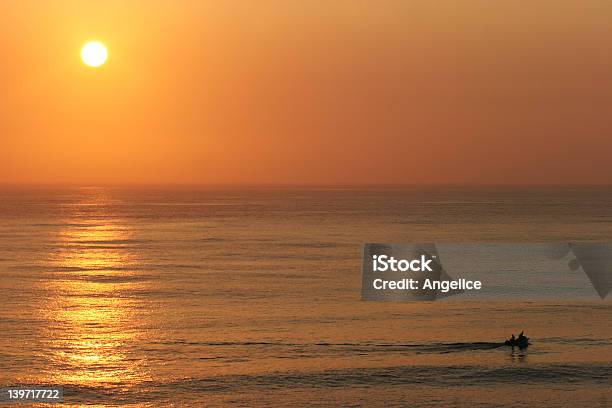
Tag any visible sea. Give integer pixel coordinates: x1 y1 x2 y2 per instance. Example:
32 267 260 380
0 186 610 407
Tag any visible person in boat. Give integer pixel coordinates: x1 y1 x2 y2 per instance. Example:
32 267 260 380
506 332 528 346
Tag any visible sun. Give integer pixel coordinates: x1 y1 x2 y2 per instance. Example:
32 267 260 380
81 41 108 67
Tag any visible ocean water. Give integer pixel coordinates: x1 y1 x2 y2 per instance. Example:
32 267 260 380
0 186 610 407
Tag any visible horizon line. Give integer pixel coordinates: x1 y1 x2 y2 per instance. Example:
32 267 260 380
1 181 612 189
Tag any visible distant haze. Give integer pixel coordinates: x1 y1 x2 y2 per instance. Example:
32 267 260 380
1 1 611 185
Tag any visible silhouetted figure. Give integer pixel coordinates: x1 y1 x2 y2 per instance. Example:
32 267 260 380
505 331 529 348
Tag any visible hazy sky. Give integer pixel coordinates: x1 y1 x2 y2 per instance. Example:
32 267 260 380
1 1 611 185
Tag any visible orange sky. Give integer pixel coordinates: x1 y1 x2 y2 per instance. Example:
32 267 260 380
1 1 611 185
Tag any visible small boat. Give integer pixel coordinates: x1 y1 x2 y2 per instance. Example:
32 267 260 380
505 337 529 348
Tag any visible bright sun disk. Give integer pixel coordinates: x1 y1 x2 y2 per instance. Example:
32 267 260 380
81 41 108 67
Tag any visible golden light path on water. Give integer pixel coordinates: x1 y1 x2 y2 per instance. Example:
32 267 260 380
38 190 151 393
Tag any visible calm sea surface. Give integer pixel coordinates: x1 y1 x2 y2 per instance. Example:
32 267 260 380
0 186 611 407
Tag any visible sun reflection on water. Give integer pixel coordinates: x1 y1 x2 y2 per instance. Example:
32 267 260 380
39 191 150 388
